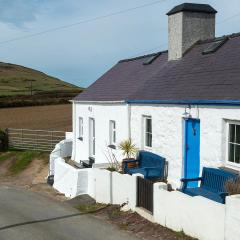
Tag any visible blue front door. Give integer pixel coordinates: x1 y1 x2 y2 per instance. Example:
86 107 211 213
184 118 200 187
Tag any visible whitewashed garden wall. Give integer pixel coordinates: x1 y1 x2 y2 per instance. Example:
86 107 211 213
52 157 240 240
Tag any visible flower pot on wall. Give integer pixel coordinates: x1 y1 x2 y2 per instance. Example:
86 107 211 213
122 158 138 173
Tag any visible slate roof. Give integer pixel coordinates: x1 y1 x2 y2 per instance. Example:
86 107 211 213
166 3 217 16
74 34 240 103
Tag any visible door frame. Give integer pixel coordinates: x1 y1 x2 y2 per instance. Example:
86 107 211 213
183 118 200 181
89 118 95 158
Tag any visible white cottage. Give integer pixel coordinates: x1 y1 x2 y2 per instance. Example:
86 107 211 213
71 3 240 187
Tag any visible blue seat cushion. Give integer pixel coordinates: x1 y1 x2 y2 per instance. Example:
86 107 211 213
183 187 224 204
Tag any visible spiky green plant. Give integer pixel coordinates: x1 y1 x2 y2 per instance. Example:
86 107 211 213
118 139 138 159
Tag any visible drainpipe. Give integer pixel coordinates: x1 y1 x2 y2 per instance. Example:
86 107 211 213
127 103 131 139
72 101 76 160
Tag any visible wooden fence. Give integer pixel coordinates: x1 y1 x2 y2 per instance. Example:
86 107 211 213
7 128 65 152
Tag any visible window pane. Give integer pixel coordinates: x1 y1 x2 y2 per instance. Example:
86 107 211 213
145 133 152 147
235 145 240 164
146 118 152 133
113 130 116 143
79 118 83 137
229 124 235 143
236 125 240 144
229 143 235 163
149 134 152 147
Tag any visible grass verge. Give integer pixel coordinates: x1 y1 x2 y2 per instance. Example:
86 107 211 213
75 203 108 213
0 149 49 175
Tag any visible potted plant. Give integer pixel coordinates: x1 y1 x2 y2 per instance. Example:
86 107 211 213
104 144 121 172
225 178 240 196
119 139 138 172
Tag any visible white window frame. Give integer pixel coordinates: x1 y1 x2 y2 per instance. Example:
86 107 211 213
226 121 240 167
109 120 116 145
143 116 152 149
79 117 83 140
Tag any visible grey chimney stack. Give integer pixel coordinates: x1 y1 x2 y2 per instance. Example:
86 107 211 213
167 3 217 61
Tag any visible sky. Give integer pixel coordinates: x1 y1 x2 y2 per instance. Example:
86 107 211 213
0 0 239 88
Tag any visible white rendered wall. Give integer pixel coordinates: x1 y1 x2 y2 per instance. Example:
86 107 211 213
53 158 91 198
153 183 225 240
130 104 240 187
72 102 129 164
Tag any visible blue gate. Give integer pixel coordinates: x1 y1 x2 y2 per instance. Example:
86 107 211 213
184 118 200 187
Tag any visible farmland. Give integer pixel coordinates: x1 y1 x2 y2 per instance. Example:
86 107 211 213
0 104 72 131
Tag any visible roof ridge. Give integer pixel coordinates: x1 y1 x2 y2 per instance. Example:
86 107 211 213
119 50 168 63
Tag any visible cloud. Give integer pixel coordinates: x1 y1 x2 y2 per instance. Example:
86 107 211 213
0 0 41 26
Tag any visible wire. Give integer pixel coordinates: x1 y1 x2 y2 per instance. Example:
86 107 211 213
0 0 167 45
128 42 168 58
216 11 240 25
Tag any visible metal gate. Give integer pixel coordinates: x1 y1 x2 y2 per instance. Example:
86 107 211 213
136 176 154 213
7 128 65 152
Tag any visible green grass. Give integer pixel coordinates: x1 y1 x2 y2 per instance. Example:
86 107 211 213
75 203 107 213
9 151 41 174
0 62 82 97
0 152 14 162
0 149 49 175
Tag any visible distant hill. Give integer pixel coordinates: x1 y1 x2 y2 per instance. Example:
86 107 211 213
0 62 83 108
0 62 82 96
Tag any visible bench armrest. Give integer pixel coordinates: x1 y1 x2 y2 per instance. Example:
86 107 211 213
181 177 202 190
219 192 229 204
181 177 202 182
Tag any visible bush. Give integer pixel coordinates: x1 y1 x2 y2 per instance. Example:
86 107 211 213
0 130 8 151
225 178 240 195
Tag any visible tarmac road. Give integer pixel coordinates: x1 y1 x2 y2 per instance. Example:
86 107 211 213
0 186 138 240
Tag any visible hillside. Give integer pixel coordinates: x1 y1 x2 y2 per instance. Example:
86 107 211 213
0 62 81 96
0 62 83 107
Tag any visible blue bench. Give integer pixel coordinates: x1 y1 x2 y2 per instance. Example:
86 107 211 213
123 151 167 181
180 167 237 204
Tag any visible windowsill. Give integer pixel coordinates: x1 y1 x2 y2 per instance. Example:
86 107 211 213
224 161 240 171
144 146 152 151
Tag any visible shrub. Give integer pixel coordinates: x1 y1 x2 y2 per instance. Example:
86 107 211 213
225 178 240 195
0 130 8 151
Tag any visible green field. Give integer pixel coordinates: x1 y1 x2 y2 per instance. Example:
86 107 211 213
0 62 81 96
0 62 83 107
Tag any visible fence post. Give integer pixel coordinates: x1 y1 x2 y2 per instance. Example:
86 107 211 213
21 129 23 149
36 131 38 151
51 131 53 150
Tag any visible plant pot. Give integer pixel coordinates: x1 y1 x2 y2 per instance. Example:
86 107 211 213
122 158 137 173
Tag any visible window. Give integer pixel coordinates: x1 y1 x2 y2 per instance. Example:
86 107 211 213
79 117 83 140
202 38 228 55
109 120 116 145
143 52 161 65
143 116 152 148
228 123 240 164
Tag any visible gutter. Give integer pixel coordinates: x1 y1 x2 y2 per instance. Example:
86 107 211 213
126 100 240 106
71 100 125 104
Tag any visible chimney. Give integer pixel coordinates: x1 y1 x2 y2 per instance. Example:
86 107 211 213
167 3 217 61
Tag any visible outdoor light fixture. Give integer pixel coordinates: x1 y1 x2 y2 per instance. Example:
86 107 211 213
183 104 192 118
108 144 116 150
